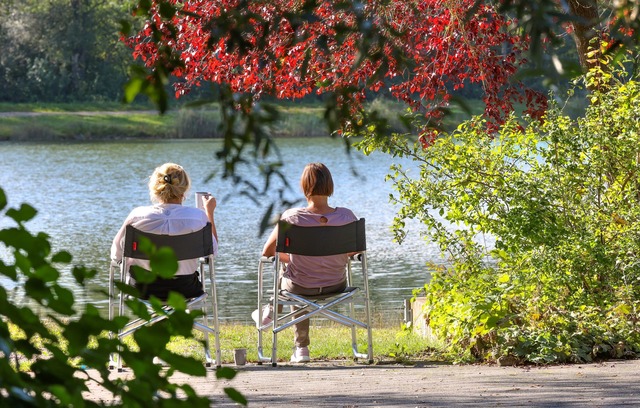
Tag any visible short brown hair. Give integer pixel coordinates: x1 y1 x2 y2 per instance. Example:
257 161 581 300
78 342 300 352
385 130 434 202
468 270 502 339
300 162 334 197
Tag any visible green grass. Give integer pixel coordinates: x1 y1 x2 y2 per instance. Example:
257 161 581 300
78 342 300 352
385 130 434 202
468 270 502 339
0 101 155 113
175 322 444 365
0 112 178 141
0 98 487 141
8 320 444 370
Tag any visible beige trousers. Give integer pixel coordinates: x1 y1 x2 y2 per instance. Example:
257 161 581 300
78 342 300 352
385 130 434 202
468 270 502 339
281 277 347 347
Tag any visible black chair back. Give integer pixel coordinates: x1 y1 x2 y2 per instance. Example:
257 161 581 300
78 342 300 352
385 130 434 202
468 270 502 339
123 222 214 261
276 218 366 256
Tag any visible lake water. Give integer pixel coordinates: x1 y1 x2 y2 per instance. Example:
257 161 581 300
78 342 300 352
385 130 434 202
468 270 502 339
0 138 439 324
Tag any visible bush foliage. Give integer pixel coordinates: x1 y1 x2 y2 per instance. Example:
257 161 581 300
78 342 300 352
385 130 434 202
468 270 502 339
0 189 244 406
359 54 640 363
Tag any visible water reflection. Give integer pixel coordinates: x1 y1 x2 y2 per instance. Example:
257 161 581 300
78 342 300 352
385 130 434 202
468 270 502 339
0 138 438 323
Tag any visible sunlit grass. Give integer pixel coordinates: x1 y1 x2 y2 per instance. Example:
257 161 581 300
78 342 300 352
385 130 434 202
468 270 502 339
0 101 154 113
7 320 444 370
0 112 176 141
0 98 486 141
167 322 444 365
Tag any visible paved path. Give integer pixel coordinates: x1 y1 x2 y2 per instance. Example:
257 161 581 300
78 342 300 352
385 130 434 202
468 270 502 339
88 359 640 407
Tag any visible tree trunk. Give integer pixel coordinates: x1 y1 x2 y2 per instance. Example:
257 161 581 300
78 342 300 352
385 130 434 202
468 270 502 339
567 0 600 71
69 0 88 96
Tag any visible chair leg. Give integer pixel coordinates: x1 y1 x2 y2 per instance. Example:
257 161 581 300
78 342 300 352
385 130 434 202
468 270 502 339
211 305 221 368
256 259 276 365
366 325 374 363
348 293 362 361
199 290 214 368
203 330 213 368
209 265 222 368
271 329 278 367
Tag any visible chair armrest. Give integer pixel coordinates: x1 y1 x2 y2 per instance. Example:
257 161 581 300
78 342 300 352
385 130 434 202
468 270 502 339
349 253 364 262
260 256 275 263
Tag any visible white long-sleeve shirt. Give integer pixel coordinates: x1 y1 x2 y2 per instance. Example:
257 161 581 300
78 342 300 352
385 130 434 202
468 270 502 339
111 203 218 277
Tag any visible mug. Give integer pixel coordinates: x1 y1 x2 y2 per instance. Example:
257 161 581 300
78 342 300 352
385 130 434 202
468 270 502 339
233 348 247 366
195 191 211 210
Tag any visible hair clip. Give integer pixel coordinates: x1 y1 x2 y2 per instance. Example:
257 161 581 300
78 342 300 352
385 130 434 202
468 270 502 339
163 174 172 184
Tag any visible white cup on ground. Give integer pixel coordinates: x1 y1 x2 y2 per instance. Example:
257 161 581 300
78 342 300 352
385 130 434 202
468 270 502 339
234 348 247 366
195 192 211 210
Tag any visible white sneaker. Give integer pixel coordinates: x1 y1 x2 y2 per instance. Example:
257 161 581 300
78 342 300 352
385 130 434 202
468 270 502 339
251 305 273 329
153 356 168 366
290 346 310 363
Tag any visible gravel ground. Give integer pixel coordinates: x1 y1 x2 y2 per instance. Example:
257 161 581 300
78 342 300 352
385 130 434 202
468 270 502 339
84 358 640 407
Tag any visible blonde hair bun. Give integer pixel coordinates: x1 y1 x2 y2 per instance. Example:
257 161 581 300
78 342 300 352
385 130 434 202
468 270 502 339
148 163 191 203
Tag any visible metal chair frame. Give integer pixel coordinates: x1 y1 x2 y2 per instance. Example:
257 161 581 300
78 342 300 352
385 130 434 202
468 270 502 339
108 223 221 371
256 218 373 366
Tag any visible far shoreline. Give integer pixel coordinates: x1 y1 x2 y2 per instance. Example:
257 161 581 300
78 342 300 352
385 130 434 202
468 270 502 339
0 107 334 142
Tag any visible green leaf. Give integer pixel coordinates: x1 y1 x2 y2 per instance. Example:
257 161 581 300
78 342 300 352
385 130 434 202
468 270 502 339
150 247 178 279
497 274 510 284
51 251 72 263
49 286 75 315
34 265 60 282
158 2 176 19
72 265 96 285
24 277 49 301
119 19 132 36
484 315 500 329
134 324 171 354
130 265 156 284
0 259 17 280
116 281 141 297
166 292 187 311
216 366 238 380
125 298 153 320
0 188 6 210
224 387 248 406
6 204 37 223
167 310 196 337
124 77 145 103
163 353 206 376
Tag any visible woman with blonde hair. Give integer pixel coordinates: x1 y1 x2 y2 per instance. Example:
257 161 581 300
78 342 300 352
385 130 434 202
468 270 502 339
111 162 218 300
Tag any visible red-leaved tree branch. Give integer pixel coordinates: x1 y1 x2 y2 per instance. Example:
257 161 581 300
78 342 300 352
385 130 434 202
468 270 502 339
125 0 548 137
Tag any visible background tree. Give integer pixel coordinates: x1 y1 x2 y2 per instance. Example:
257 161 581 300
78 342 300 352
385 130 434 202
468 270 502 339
0 0 134 102
126 0 548 132
372 53 640 363
121 0 639 184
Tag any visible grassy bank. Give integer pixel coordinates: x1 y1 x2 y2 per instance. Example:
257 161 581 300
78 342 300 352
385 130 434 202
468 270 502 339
0 99 481 142
180 322 442 365
0 101 156 113
0 105 329 142
10 320 443 370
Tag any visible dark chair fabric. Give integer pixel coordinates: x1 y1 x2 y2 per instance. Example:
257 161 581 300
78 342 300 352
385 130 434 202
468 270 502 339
109 223 221 371
257 218 373 366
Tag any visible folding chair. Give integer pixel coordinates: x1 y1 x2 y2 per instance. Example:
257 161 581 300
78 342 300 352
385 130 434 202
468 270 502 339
256 218 373 366
108 223 221 371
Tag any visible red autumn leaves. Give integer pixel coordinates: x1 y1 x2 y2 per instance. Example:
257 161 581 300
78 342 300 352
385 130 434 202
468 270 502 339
127 0 547 135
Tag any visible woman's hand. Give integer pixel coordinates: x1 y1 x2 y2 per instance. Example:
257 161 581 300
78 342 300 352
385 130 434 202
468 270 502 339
203 194 217 213
203 195 218 241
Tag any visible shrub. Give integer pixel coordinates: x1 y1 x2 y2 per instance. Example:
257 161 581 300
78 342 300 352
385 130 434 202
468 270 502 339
358 55 640 363
0 187 244 406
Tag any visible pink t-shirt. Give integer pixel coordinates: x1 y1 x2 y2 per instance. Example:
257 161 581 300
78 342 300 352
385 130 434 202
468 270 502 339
280 206 357 288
